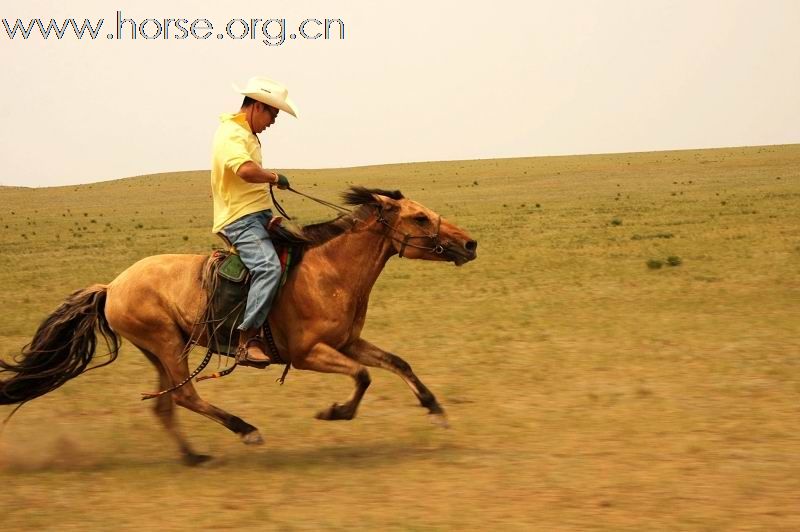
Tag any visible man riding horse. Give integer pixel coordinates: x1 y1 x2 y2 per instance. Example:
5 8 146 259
211 76 296 366
0 77 478 465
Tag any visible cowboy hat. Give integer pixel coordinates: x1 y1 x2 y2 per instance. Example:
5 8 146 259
232 76 299 118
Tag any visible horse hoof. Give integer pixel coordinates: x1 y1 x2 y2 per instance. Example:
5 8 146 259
183 453 213 467
429 412 450 429
241 430 265 446
315 403 353 421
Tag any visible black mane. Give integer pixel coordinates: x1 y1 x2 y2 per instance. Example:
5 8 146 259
341 186 404 206
301 186 404 246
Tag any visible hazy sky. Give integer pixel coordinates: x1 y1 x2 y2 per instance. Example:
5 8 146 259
1 0 799 187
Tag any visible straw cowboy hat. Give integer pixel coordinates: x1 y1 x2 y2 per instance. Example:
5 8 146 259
232 76 299 118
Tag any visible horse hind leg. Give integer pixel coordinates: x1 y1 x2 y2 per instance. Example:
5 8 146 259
342 338 448 427
155 346 265 447
139 333 264 464
139 348 211 466
171 379 265 446
292 343 371 421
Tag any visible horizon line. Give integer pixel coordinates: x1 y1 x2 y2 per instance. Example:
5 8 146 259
2 142 798 190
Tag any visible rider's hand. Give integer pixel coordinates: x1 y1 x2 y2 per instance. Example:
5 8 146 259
275 173 290 190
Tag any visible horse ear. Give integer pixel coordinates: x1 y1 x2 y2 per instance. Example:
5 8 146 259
372 194 400 212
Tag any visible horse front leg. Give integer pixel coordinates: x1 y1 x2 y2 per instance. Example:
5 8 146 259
292 343 371 420
342 338 448 427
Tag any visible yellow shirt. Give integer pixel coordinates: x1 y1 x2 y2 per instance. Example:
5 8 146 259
210 112 271 233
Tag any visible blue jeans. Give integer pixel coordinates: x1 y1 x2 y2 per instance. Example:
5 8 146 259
220 210 281 331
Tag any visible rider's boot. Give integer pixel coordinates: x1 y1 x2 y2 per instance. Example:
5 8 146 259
236 328 271 367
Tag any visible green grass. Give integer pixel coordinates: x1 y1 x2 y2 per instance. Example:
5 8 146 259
1 144 799 530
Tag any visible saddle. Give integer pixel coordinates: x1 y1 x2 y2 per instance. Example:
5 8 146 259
204 217 307 357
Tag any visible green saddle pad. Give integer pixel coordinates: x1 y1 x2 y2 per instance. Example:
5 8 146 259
207 253 250 356
218 253 248 283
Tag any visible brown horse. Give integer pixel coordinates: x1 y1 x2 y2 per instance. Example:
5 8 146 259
0 187 477 465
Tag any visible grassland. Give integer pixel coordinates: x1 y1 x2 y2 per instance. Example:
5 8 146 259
0 145 798 531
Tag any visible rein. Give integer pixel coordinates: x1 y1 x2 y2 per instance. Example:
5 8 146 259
270 184 352 220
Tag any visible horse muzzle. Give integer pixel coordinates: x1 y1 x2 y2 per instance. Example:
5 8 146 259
444 239 478 266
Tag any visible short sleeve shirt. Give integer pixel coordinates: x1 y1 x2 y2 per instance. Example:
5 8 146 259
210 112 271 233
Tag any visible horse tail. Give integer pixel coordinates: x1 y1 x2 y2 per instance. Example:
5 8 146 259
0 284 121 405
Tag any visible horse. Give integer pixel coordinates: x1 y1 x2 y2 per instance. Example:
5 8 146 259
0 186 477 465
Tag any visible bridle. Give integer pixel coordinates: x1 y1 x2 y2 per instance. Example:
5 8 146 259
270 184 446 258
376 205 444 258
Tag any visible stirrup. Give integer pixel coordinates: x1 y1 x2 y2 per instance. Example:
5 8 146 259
236 337 271 366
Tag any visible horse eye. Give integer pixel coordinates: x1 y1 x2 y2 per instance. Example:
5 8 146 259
414 215 428 225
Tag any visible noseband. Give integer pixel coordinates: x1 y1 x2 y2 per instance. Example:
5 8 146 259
375 206 444 258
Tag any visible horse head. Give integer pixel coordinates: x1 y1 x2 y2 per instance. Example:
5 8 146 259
343 187 478 266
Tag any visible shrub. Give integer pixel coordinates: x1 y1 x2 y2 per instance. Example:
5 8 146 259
611 218 623 226
647 259 664 270
631 233 673 240
666 256 682 267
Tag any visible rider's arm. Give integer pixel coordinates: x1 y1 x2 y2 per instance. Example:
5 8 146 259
236 162 279 185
